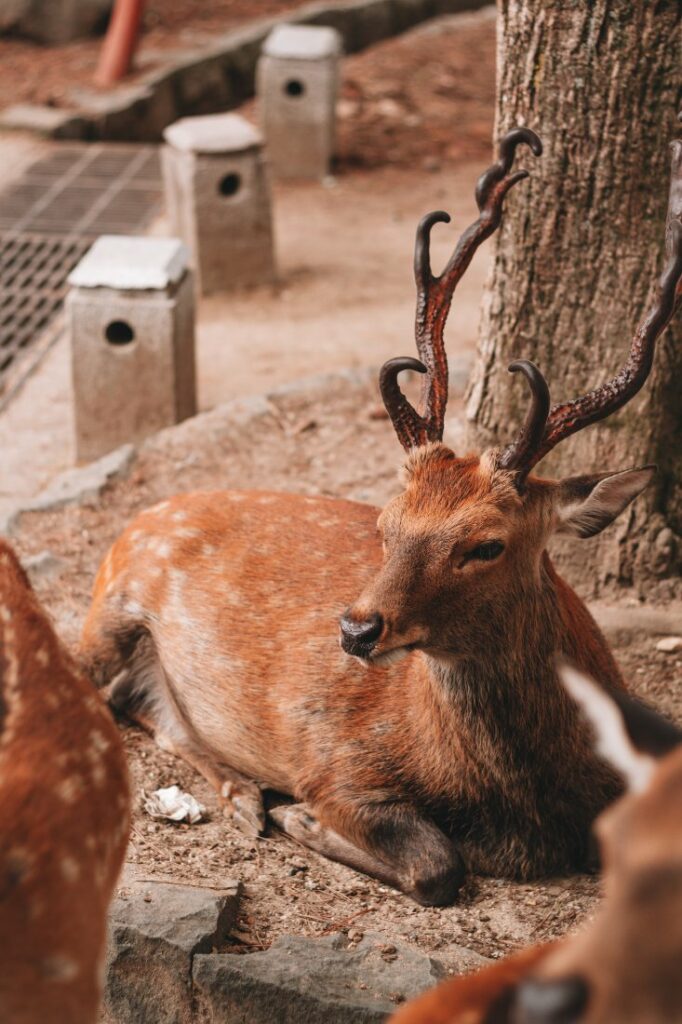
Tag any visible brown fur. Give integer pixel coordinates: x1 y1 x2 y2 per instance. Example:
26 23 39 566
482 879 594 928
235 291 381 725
0 539 130 1024
80 446 631 903
390 732 682 1022
390 943 557 1023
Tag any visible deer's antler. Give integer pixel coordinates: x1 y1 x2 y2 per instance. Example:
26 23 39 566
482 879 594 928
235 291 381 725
380 127 543 451
499 138 682 482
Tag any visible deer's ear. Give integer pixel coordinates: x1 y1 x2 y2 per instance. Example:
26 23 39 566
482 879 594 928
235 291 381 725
559 664 682 793
554 466 655 539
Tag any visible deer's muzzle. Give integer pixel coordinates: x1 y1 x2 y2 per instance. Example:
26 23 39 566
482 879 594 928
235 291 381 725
339 611 384 659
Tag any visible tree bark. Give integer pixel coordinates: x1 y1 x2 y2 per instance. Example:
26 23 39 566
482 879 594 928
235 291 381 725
466 0 681 600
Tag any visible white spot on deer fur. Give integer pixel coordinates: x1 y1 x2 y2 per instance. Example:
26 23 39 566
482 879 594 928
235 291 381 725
171 510 188 523
60 856 80 883
36 646 49 667
149 500 171 514
41 955 79 982
228 492 246 501
149 538 172 559
258 495 276 505
175 528 201 540
56 775 83 804
91 730 110 755
124 600 144 617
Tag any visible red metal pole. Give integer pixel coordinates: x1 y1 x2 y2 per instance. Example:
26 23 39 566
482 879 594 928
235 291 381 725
94 0 145 87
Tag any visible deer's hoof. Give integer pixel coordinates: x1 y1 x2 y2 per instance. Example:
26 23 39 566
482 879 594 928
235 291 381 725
223 787 266 837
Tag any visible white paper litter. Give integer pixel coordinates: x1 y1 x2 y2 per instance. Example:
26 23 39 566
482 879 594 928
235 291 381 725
144 785 205 824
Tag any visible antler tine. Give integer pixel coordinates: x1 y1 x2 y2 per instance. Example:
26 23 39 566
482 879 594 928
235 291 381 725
521 139 682 472
497 360 551 478
379 358 428 450
381 127 543 452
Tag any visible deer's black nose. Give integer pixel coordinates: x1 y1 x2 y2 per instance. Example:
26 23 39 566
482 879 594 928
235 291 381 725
515 977 589 1024
339 612 384 657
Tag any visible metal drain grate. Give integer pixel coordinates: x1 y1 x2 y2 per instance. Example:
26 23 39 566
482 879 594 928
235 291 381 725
0 144 163 401
0 234 92 396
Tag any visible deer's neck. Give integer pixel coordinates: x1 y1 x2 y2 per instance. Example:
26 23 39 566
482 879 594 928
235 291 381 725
419 560 578 753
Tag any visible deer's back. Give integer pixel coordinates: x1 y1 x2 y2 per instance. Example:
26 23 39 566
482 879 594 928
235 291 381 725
84 490 417 792
0 540 129 1024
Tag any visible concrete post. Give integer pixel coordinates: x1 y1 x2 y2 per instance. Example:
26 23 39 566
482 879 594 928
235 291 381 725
162 113 276 294
257 24 342 180
67 236 196 463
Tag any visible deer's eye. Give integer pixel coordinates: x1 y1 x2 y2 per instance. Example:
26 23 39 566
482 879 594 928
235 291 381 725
466 540 505 562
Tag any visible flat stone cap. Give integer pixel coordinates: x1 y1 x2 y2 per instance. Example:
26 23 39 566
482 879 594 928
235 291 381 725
263 24 342 60
163 113 263 154
68 236 189 290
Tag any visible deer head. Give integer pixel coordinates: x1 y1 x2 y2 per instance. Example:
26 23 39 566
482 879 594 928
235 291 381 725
339 133 682 663
512 665 682 1024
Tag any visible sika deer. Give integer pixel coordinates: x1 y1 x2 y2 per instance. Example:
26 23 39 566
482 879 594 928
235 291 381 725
80 129 682 906
390 666 682 1024
0 540 129 1024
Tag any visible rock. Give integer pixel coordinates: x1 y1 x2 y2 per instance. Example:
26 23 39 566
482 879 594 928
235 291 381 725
192 932 445 1023
0 103 85 139
105 880 241 1024
11 444 136 528
23 549 67 582
656 636 682 654
589 603 682 643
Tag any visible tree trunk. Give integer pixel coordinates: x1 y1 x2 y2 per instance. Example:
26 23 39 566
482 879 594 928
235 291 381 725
465 0 681 601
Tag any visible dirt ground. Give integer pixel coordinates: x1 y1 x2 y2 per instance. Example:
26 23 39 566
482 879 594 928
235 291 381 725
11 370 682 972
0 9 498 519
0 0 334 110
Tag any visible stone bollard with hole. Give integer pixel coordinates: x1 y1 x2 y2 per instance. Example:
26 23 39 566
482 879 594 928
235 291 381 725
161 113 276 294
257 24 342 180
67 236 197 463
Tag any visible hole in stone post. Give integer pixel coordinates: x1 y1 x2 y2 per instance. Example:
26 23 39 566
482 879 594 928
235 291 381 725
105 320 135 345
218 172 241 197
284 79 305 97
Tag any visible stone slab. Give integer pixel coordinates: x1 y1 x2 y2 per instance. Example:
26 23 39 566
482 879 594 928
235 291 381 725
192 932 448 1023
164 113 263 154
105 880 242 1024
6 444 137 532
263 24 343 59
0 103 84 137
590 602 682 642
68 236 189 291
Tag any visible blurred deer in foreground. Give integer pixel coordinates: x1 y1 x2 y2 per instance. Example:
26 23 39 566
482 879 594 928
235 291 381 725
80 129 682 905
0 540 129 1024
391 665 682 1024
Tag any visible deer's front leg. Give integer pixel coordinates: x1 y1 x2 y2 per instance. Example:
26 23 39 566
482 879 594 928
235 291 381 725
270 801 464 906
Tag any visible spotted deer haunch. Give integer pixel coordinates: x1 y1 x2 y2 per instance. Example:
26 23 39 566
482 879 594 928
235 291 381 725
0 540 130 1024
80 130 682 904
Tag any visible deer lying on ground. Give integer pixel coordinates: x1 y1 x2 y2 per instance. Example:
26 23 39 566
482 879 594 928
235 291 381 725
80 128 682 906
0 540 129 1024
390 665 682 1023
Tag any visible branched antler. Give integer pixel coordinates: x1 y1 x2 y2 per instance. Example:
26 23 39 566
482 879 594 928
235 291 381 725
380 127 543 451
499 137 682 481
